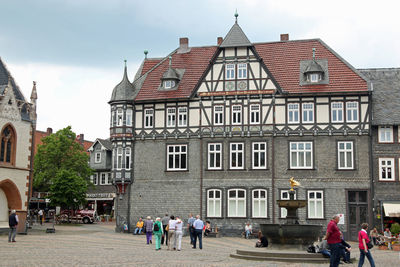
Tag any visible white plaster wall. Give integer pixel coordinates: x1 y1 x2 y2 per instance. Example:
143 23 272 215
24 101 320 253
250 62 260 77
361 103 368 122
0 188 8 222
237 48 247 57
317 105 330 123
1 168 29 212
224 48 235 57
155 111 164 128
189 109 198 127
275 106 286 124
135 112 142 128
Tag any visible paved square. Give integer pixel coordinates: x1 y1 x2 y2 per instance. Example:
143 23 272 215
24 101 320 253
1 223 399 266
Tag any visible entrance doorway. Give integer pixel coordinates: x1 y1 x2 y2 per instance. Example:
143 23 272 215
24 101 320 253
347 190 369 241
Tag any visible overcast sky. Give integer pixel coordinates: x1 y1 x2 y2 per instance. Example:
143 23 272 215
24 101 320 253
1 0 399 141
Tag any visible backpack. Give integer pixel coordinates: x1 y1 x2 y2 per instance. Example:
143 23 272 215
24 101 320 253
154 223 159 231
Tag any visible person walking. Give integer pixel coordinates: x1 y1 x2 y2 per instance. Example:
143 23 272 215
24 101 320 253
325 215 341 267
187 213 195 245
175 216 183 251
38 209 43 225
358 223 375 267
192 215 204 249
167 215 177 250
161 213 169 246
153 217 163 251
144 216 153 245
8 210 18 243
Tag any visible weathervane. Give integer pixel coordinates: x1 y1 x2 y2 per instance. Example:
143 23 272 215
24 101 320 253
234 9 238 23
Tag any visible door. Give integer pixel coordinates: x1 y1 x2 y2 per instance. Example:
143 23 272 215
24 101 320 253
348 191 368 241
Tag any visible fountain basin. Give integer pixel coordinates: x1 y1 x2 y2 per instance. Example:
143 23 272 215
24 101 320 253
260 224 322 250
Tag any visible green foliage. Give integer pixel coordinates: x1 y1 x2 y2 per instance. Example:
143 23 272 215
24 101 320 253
49 169 88 209
33 126 93 193
390 223 400 236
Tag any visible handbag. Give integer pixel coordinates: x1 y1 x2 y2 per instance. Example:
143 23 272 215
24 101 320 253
367 240 373 249
166 224 169 231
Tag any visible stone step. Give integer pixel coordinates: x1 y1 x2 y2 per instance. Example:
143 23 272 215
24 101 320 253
236 249 326 259
230 253 329 263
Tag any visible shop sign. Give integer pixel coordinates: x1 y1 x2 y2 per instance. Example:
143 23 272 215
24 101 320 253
86 193 115 199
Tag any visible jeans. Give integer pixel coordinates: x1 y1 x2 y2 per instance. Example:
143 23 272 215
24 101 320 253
161 225 168 245
134 228 142 234
175 230 183 250
358 249 375 267
245 230 251 238
154 232 162 250
146 231 152 244
193 229 203 249
189 227 195 244
8 227 17 242
328 242 341 267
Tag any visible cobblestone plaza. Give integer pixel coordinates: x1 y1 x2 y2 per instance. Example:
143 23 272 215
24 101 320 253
1 223 399 266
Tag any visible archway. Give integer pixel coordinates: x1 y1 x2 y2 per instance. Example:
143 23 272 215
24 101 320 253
0 179 22 210
0 188 8 223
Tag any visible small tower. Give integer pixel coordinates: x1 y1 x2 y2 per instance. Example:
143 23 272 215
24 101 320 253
30 81 37 123
109 60 135 232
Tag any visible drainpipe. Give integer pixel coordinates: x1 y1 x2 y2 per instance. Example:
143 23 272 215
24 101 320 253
368 89 375 229
199 98 203 218
272 95 276 224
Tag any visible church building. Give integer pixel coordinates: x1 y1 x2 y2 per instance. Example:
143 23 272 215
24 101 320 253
0 57 37 232
109 17 371 240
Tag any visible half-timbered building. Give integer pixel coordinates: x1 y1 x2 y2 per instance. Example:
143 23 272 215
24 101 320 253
109 18 371 240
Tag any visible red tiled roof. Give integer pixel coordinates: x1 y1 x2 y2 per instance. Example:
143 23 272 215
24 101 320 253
134 39 367 101
135 46 217 101
254 40 368 94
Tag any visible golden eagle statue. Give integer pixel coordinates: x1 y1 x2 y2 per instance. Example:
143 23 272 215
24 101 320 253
289 177 301 191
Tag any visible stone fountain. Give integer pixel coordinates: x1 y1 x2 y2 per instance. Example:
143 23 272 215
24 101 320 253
260 178 322 249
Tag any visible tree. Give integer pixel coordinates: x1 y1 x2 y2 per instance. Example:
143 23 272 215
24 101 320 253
33 126 93 209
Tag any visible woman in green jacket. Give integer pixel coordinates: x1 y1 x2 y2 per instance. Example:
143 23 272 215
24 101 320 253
153 217 163 250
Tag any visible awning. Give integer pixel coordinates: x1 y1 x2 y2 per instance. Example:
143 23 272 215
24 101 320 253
383 202 400 217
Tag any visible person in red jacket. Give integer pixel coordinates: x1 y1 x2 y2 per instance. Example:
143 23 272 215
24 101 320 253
325 215 341 267
358 223 375 267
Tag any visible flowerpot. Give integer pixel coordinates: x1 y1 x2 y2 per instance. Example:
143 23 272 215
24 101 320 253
379 245 388 250
392 244 400 251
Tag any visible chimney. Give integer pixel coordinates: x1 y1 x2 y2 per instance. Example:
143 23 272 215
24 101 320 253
78 134 84 145
46 127 53 135
177 37 190 54
280 34 289 41
217 37 223 45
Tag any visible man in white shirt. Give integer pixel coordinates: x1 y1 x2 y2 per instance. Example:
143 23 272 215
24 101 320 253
38 209 43 225
192 215 204 249
168 215 177 250
175 216 183 251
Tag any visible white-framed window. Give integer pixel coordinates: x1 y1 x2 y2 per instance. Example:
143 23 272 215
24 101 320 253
95 152 101 163
144 109 154 128
346 102 358 122
252 142 267 169
107 173 112 184
232 105 242 125
226 64 235 80
178 107 187 127
252 189 267 218
125 147 131 170
331 102 343 122
92 174 98 185
228 189 246 217
117 109 123 126
302 103 314 123
238 63 247 79
126 109 132 126
207 189 222 217
378 126 393 143
164 80 175 89
309 73 320 83
379 158 394 181
214 106 224 125
250 104 260 124
288 103 299 123
101 173 106 185
208 143 222 170
167 108 176 127
338 141 353 169
111 111 116 127
167 144 187 171
280 190 296 218
117 147 123 170
290 142 313 169
230 143 244 169
308 190 324 219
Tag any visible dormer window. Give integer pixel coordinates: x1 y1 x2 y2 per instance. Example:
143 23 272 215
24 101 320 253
308 73 321 83
164 80 176 89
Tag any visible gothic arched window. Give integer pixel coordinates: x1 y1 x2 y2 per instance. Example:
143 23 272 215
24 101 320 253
0 125 16 165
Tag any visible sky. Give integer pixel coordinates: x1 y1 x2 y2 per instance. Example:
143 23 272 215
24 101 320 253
1 0 399 141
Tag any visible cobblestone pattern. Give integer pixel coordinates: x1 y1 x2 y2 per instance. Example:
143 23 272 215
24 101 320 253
0 223 398 267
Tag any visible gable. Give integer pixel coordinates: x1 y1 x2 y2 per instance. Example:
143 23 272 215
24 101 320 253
195 46 279 97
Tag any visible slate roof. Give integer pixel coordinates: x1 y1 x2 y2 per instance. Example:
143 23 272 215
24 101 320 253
0 57 26 101
110 65 135 102
220 23 252 48
358 68 400 126
132 29 368 102
98 138 112 150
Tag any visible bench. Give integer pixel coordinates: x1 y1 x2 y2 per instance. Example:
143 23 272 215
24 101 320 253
242 230 258 239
